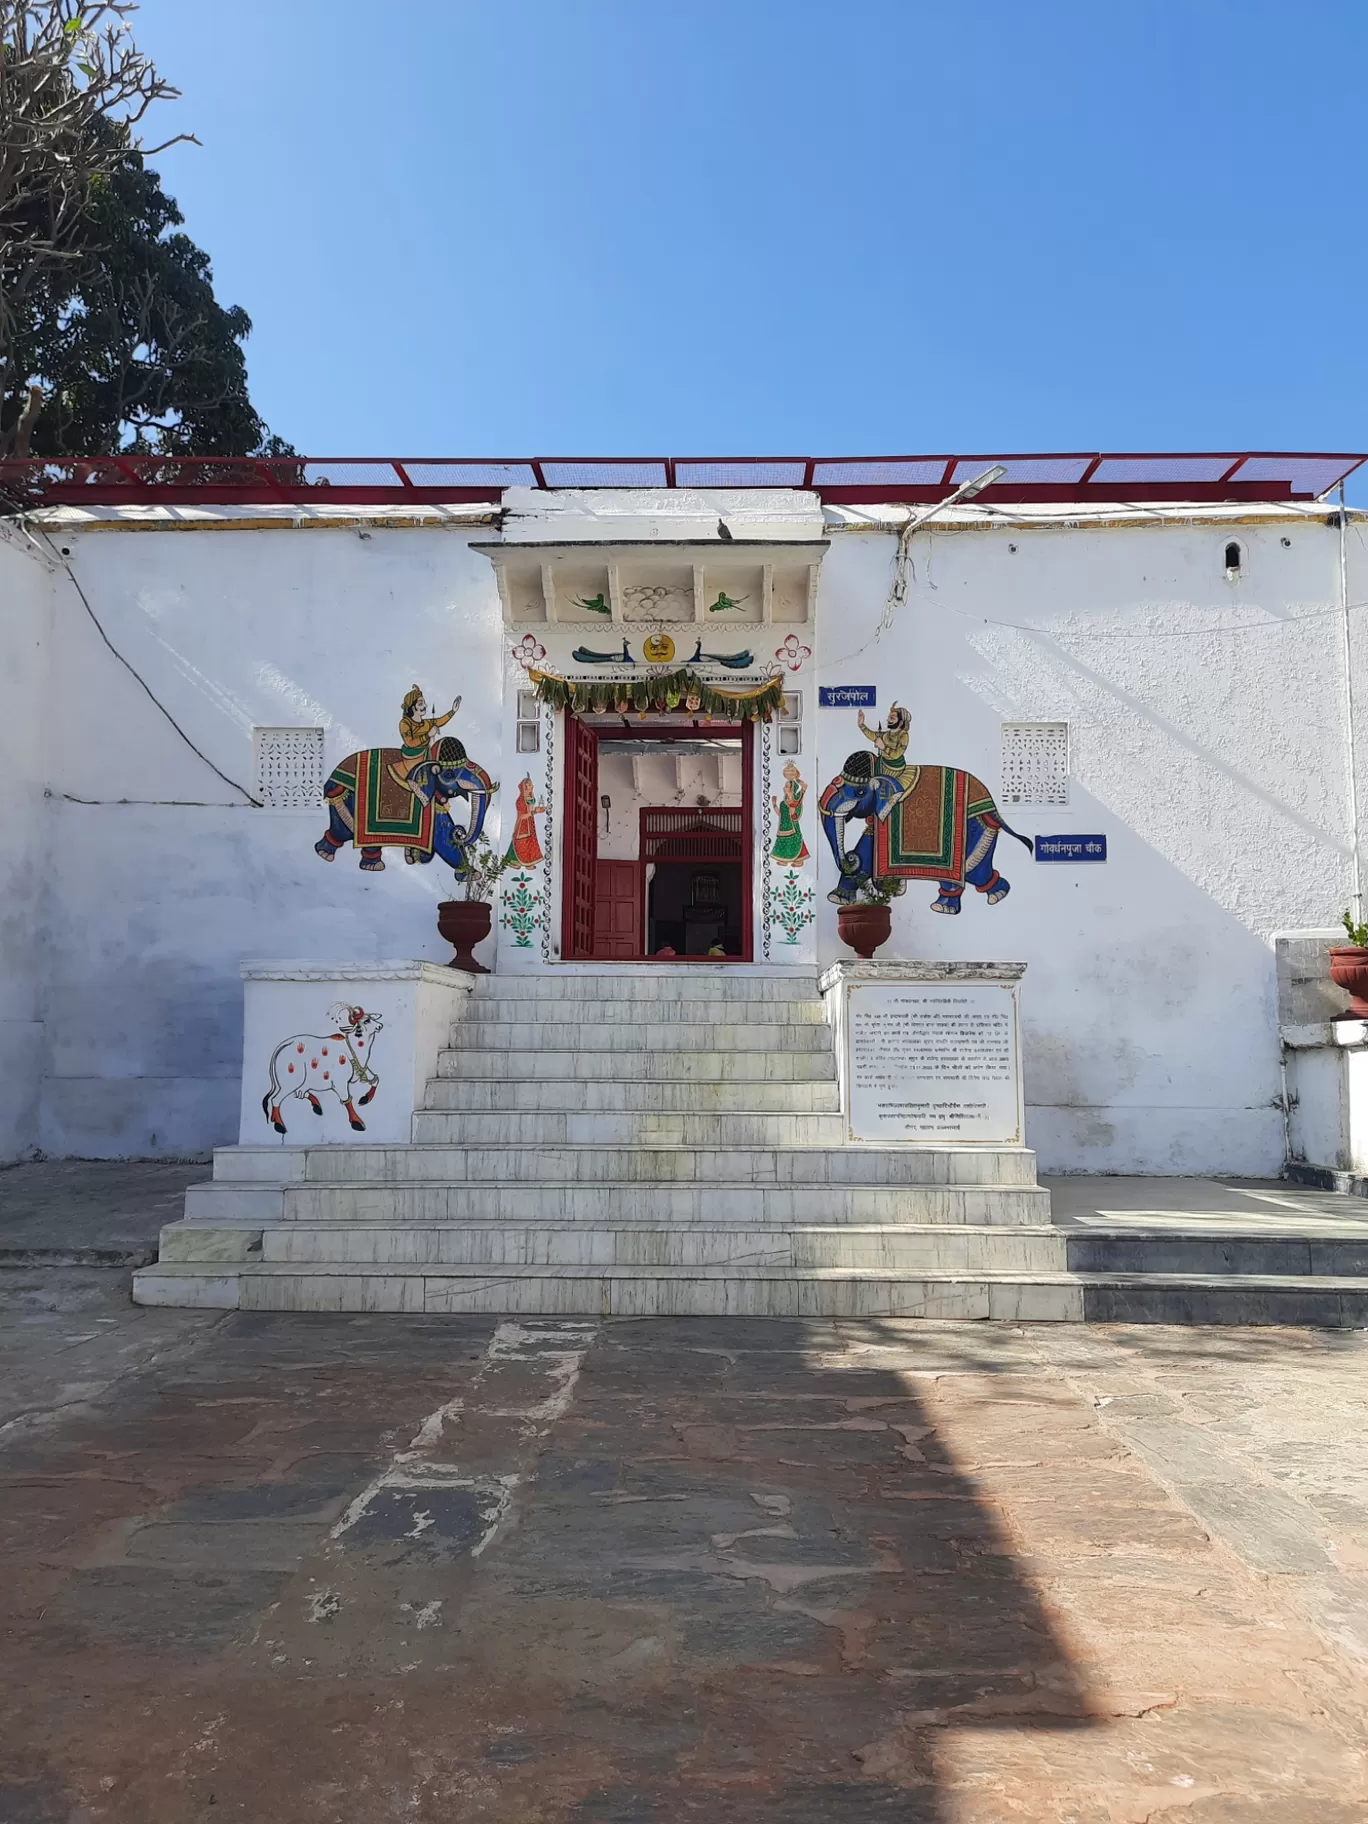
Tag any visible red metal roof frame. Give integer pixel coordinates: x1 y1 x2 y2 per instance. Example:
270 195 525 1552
1 450 1363 508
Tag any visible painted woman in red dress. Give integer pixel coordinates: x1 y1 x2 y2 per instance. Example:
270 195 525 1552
505 775 545 865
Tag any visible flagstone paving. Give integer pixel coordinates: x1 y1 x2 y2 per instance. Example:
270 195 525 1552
2 1261 1368 1821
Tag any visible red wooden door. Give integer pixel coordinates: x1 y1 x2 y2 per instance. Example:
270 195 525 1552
561 713 599 959
592 860 640 958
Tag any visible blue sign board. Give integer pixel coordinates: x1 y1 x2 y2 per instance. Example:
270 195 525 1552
1035 834 1107 864
819 685 876 708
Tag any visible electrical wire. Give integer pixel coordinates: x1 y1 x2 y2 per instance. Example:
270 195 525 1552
34 527 262 806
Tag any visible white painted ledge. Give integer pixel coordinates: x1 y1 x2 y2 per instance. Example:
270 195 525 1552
237 960 474 1148
818 959 1026 995
241 959 476 987
1281 1019 1368 1052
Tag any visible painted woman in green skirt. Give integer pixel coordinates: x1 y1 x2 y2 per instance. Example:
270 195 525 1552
771 761 810 863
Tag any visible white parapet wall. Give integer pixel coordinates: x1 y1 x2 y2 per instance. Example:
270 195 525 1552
239 960 475 1148
1283 1019 1368 1181
819 960 1027 1148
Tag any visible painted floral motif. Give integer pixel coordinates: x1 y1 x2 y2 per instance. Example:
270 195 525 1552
501 871 543 948
770 871 815 945
773 633 812 673
511 634 547 669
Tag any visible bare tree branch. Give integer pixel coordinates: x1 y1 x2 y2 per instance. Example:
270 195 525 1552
0 0 194 391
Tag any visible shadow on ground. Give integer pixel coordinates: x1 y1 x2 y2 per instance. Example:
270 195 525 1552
2 1311 1364 1821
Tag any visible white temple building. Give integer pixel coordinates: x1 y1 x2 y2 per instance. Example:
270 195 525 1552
3 450 1366 1316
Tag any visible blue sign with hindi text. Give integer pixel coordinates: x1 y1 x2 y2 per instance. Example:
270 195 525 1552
1035 834 1107 863
819 685 876 708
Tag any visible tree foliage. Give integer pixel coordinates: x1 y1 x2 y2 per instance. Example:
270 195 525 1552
0 2 284 460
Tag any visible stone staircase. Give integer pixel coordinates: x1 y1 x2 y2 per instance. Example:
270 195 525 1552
133 970 1368 1324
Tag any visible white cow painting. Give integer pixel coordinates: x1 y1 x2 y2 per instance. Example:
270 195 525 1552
263 1003 382 1135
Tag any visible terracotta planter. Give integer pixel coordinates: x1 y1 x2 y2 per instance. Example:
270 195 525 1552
437 899 492 973
837 902 892 960
1330 945 1368 1018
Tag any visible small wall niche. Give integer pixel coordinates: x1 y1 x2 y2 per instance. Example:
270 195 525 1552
701 565 764 623
618 563 694 623
549 561 613 624
502 562 548 622
771 564 813 623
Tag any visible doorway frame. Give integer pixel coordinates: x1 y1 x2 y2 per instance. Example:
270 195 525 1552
560 714 755 962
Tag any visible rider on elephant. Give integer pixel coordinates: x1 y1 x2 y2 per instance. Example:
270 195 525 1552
390 686 462 790
857 702 919 811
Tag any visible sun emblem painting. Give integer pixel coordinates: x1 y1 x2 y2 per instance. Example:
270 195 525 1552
642 633 675 664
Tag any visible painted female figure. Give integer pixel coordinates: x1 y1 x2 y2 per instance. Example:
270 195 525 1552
505 774 545 865
771 760 810 864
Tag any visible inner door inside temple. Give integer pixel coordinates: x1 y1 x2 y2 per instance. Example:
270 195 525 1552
563 714 753 961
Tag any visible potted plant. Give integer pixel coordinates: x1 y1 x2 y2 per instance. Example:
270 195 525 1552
437 838 510 973
1331 910 1368 1018
836 878 896 960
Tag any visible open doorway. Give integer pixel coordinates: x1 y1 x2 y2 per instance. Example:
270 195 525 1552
562 715 753 961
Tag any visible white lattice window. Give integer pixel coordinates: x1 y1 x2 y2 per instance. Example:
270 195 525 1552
1000 722 1069 808
254 727 325 807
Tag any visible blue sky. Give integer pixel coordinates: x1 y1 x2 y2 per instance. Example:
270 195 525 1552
131 0 1368 469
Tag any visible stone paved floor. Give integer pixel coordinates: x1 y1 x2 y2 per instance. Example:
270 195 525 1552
0 1160 206 1267
2 1264 1368 1820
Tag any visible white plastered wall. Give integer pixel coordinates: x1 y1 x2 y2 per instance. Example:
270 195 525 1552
812 510 1368 1175
0 532 52 1159
35 521 505 1157
12 496 1368 1175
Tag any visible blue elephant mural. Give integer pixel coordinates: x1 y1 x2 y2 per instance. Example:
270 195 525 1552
315 733 498 877
819 736 1032 915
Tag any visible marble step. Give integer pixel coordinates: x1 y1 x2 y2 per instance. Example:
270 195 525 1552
434 1049 837 1081
209 1143 1042 1188
408 1111 850 1146
462 998 826 1026
132 1259 1368 1325
251 1222 1069 1272
421 1078 844 1114
468 972 819 1002
183 1180 1052 1226
444 1021 833 1052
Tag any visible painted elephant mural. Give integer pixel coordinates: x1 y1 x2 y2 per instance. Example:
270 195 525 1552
819 738 1032 915
315 734 498 878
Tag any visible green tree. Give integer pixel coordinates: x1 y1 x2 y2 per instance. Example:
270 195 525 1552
10 128 286 457
1 2 284 460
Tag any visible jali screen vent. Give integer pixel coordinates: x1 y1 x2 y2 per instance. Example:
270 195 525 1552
254 727 325 807
999 721 1069 808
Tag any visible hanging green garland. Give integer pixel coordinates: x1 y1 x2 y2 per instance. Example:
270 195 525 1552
528 667 785 721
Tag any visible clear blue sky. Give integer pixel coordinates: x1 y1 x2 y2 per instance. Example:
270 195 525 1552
131 0 1367 466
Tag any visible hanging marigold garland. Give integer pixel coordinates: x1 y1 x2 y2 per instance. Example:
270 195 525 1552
527 666 785 721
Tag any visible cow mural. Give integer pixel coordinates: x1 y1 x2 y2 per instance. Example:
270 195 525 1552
263 1003 382 1135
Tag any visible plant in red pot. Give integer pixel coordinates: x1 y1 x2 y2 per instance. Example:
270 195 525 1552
1331 910 1368 1017
437 837 510 974
836 877 896 960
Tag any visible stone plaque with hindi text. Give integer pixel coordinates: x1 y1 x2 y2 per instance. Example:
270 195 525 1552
847 981 1022 1143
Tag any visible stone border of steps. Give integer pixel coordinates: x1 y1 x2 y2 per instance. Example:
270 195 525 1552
182 1185 1053 1225
132 1255 1368 1326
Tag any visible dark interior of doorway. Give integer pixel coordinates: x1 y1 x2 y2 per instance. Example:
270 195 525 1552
561 714 754 962
647 859 744 956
